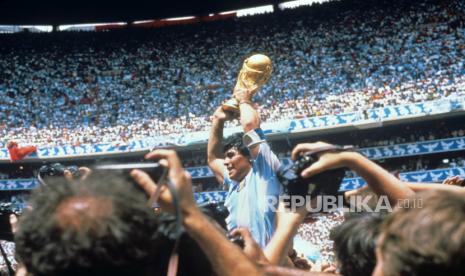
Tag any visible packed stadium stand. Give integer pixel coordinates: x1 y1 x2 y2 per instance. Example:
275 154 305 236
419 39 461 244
0 0 464 147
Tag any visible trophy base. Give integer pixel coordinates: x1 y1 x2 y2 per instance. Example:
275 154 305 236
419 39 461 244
222 98 239 113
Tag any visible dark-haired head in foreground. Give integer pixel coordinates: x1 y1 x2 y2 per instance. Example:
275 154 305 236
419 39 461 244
330 212 385 276
15 173 211 276
374 190 465 276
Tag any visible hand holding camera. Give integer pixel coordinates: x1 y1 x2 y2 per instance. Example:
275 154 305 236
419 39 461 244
130 149 198 217
229 228 269 265
278 142 354 198
291 141 354 178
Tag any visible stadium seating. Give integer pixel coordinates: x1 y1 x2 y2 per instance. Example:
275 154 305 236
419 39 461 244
0 0 464 147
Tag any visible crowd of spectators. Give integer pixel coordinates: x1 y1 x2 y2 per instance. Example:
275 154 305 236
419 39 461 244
344 156 465 179
295 210 345 267
0 240 16 274
356 125 465 148
0 0 464 147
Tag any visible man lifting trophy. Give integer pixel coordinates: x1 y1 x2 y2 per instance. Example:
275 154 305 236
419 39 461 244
208 53 282 248
222 54 273 113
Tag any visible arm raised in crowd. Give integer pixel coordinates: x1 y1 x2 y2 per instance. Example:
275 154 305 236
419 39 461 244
236 88 261 157
402 181 465 194
236 88 260 133
207 107 233 184
131 149 265 276
263 203 307 266
344 177 465 203
291 142 415 206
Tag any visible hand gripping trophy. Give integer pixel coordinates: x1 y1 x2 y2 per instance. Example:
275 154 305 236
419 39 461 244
222 54 273 113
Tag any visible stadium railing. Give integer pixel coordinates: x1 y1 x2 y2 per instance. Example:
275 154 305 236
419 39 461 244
1 167 464 201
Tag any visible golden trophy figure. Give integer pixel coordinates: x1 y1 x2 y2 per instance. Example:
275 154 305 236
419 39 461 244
222 54 273 113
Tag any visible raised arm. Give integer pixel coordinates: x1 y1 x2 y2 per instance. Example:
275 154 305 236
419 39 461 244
207 107 233 183
346 180 465 201
264 202 307 265
402 181 464 193
292 142 415 206
185 208 265 276
236 88 261 157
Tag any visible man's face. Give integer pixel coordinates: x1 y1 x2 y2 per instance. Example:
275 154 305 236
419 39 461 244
224 148 251 182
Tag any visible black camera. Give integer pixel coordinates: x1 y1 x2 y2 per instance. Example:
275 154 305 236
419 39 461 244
198 202 244 248
277 146 351 198
199 201 229 230
0 203 22 217
38 163 81 178
0 203 22 241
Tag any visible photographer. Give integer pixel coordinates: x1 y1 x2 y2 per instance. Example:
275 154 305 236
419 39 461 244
259 141 418 273
15 171 174 276
17 159 221 276
291 142 415 206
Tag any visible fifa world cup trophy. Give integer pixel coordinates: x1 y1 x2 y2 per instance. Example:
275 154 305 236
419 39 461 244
222 54 272 113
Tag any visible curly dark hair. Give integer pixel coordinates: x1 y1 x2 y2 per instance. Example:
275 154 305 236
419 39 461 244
15 172 172 276
330 212 385 276
223 132 250 157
